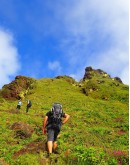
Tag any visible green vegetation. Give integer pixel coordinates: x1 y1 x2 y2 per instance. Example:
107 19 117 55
0 72 128 165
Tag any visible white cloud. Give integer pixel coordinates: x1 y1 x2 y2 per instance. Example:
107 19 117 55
120 65 129 84
48 61 62 73
57 0 129 84
0 28 20 88
91 48 129 83
69 68 85 81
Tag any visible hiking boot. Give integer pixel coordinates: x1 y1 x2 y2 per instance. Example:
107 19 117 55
46 153 52 158
53 150 60 154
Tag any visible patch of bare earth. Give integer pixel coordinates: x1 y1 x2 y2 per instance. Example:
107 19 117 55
13 139 47 159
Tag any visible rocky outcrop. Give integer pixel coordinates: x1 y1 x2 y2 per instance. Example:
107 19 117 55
83 66 93 79
83 66 110 80
1 76 35 100
83 66 123 84
81 66 124 101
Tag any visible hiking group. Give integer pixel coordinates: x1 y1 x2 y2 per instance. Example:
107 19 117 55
42 103 70 156
16 99 32 113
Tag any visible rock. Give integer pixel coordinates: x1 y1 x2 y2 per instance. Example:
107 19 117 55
103 73 109 78
102 96 108 100
10 121 34 139
83 66 111 80
85 66 93 72
97 80 105 84
89 89 93 92
97 69 105 74
114 77 123 84
83 67 93 80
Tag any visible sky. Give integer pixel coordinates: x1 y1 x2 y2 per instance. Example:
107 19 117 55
0 0 129 88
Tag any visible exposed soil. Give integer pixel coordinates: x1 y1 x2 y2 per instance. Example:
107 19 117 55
13 139 47 159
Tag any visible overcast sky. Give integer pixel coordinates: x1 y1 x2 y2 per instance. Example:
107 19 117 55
0 0 129 88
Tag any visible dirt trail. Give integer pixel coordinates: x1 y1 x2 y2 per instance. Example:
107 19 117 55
13 139 47 159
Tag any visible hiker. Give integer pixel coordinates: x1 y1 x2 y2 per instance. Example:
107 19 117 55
42 103 70 155
26 100 32 113
16 99 22 110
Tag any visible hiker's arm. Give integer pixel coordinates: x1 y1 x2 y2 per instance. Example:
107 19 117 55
62 114 70 124
42 116 48 134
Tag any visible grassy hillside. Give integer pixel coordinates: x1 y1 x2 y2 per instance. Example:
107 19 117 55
0 70 129 165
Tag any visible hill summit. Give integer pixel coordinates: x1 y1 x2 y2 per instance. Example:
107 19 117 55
0 66 127 103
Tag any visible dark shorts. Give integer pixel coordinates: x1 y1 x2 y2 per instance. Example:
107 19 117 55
27 105 31 108
47 128 60 142
17 105 21 109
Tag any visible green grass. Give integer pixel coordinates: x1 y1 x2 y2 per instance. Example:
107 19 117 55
0 76 129 165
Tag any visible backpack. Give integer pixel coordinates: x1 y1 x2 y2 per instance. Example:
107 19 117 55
51 103 63 129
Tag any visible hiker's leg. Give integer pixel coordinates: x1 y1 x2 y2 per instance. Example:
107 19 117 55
53 141 58 152
47 141 53 153
53 129 60 152
16 105 19 109
26 107 28 113
47 129 54 153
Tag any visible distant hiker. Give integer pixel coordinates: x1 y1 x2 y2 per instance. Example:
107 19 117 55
42 103 70 155
16 99 22 110
26 100 32 113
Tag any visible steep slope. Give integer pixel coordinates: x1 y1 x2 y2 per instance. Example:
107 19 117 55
0 67 128 165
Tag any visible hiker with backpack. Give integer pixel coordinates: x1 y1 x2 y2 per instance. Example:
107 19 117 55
26 100 32 113
42 103 70 155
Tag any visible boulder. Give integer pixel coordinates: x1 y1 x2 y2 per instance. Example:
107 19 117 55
10 121 34 139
